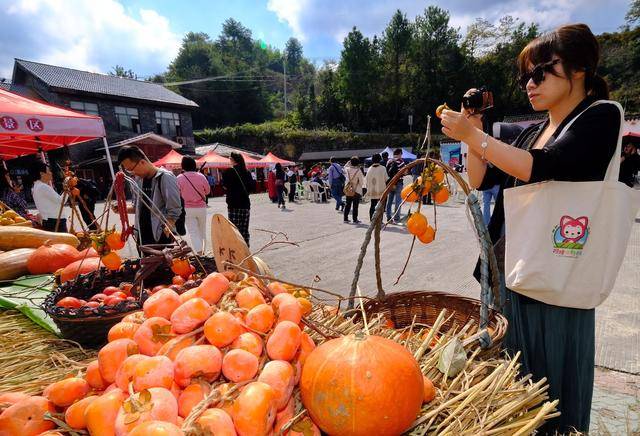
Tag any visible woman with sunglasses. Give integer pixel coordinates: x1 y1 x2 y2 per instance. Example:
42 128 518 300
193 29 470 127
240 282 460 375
441 24 621 434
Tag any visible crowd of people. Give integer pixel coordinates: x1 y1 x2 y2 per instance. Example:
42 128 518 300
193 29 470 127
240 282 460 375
7 132 635 251
2 134 637 257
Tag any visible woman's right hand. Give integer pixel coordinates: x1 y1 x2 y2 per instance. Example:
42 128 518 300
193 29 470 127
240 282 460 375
461 103 483 130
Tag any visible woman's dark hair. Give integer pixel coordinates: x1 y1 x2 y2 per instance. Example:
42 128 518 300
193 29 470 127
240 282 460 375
371 153 382 164
275 163 284 177
350 156 360 166
30 161 49 183
230 152 247 172
181 156 197 172
518 23 608 99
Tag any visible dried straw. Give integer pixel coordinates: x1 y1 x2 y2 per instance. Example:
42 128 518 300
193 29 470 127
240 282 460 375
304 305 559 435
0 310 95 394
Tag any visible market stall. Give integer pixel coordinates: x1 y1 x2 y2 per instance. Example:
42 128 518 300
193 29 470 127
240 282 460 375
0 87 109 175
259 151 296 166
0 154 560 435
196 150 231 197
153 149 185 171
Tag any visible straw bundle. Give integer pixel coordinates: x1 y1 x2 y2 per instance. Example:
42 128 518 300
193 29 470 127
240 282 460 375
0 310 95 394
303 305 560 435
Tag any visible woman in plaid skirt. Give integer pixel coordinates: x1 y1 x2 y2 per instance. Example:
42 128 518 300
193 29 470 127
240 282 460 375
222 152 256 246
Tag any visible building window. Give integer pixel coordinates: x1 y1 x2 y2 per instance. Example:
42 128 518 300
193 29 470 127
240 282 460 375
155 111 182 137
115 106 141 133
70 101 99 116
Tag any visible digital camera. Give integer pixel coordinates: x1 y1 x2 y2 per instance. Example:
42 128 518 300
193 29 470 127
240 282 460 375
462 87 494 115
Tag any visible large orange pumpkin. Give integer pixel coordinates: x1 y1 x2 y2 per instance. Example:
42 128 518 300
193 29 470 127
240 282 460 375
27 242 79 274
300 333 424 436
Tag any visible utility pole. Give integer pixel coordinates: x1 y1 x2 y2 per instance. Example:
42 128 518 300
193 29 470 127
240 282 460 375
283 57 287 118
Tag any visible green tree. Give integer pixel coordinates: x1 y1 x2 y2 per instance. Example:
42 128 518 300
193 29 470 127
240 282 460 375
598 26 640 111
110 65 137 79
382 10 412 129
285 38 304 75
627 0 640 26
463 18 496 57
166 28 273 128
216 18 255 69
473 19 539 117
408 6 467 130
337 27 379 129
317 63 343 128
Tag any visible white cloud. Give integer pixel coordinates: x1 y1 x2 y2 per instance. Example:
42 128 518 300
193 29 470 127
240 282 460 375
266 0 627 47
0 0 181 79
267 0 309 41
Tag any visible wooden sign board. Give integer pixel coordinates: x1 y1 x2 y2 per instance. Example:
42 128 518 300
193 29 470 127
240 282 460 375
211 213 267 274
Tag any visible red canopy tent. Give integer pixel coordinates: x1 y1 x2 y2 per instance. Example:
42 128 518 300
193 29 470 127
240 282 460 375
623 131 640 138
0 88 106 167
196 150 231 168
259 152 295 166
242 153 269 169
153 149 184 169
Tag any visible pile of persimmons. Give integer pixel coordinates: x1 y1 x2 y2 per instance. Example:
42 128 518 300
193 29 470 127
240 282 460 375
1 267 436 436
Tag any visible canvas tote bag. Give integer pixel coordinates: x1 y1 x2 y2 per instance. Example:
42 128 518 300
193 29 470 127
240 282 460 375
504 100 640 309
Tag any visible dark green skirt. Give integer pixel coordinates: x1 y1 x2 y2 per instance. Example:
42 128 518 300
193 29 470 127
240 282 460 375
503 289 595 434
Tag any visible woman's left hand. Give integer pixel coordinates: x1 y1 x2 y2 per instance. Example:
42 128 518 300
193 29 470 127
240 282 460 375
440 109 478 143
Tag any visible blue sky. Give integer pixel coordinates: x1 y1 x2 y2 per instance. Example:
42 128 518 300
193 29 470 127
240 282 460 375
0 0 632 80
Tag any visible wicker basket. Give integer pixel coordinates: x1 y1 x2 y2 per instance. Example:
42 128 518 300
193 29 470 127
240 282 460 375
355 291 507 357
43 255 217 347
349 157 506 356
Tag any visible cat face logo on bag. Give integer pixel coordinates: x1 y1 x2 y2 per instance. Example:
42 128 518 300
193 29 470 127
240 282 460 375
552 215 589 257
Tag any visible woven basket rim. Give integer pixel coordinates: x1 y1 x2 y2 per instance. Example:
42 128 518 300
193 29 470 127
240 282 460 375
354 290 508 352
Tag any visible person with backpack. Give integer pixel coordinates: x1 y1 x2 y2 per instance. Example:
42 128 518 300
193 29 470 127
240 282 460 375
116 145 183 246
327 157 345 211
385 148 406 224
343 157 364 224
177 156 211 254
222 152 256 246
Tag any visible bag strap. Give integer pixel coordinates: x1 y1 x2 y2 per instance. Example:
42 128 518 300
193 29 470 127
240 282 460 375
183 173 207 203
345 168 357 189
233 167 249 196
555 99 625 182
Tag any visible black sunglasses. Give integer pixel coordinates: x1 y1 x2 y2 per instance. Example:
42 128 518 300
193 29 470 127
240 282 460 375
518 59 561 90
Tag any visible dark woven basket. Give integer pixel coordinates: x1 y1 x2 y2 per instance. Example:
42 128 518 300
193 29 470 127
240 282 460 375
353 291 508 357
43 256 217 347
349 158 506 357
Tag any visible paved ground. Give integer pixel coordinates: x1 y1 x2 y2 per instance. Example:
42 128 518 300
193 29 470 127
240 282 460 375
103 191 638 434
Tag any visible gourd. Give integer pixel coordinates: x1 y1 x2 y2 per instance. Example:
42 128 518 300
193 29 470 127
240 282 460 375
27 242 80 274
0 248 37 280
300 333 424 436
0 227 79 251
